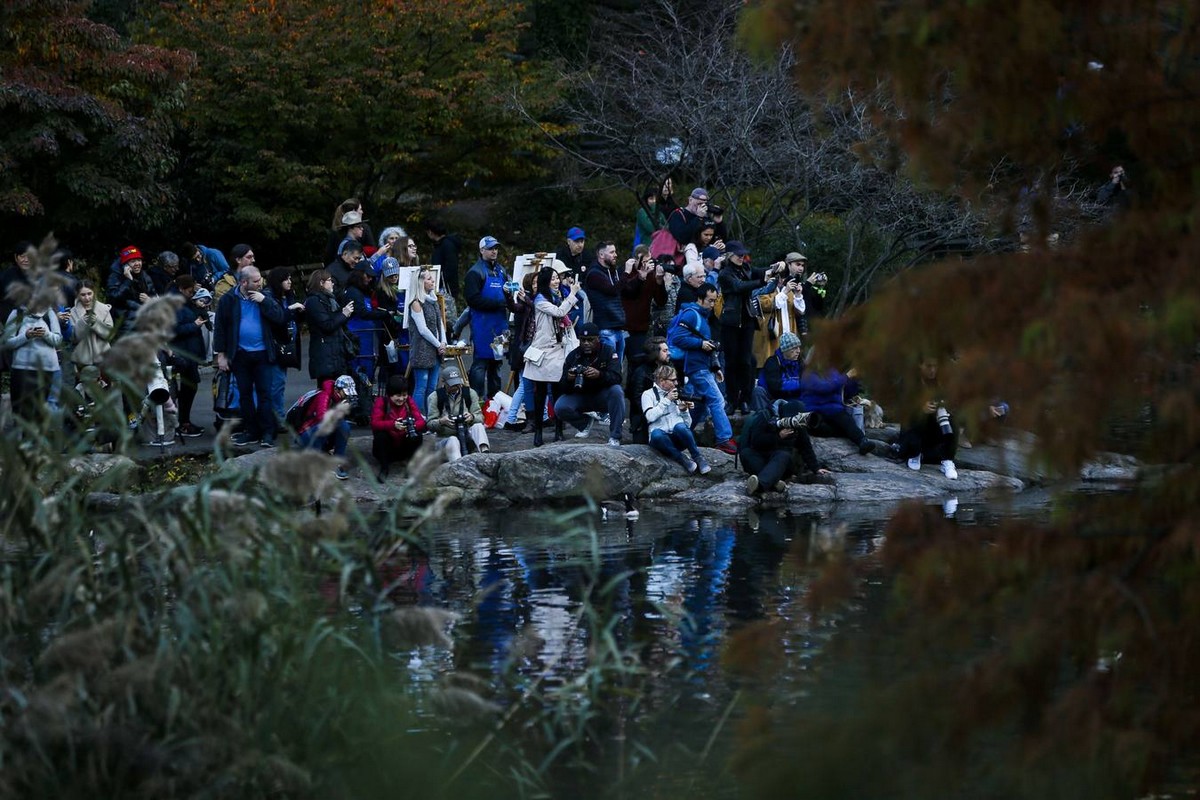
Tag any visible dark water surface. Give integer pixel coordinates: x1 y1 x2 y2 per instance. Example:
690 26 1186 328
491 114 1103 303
381 493 1061 796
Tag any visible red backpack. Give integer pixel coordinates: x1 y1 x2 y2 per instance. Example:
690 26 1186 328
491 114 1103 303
649 209 687 266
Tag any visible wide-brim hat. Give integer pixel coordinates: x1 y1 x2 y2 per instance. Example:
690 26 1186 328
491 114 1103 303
340 210 367 227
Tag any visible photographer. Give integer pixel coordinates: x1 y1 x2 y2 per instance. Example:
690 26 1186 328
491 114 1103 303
642 365 711 474
293 374 356 481
554 322 625 447
666 284 738 455
740 401 831 496
168 275 210 438
371 375 426 478
426 366 489 460
716 241 770 415
753 252 809 366
888 356 958 479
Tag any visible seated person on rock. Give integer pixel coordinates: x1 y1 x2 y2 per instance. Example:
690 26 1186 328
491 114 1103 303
371 374 427 478
426 366 489 461
626 336 672 444
293 374 356 481
641 364 711 475
886 356 958 479
740 401 831 496
799 362 877 455
752 330 804 412
554 321 625 447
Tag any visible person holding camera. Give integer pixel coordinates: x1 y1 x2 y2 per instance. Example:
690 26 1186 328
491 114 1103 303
740 401 831 495
293 374 356 480
426 366 489 460
716 240 769 415
554 322 625 447
585 241 640 368
620 244 667 367
523 265 580 447
666 284 738 455
371 374 427 478
4 294 64 427
887 356 959 478
464 235 518 399
642 365 711 474
168 275 210 438
753 252 809 366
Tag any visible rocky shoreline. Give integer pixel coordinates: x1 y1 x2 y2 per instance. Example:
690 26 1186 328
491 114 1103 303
76 424 1141 514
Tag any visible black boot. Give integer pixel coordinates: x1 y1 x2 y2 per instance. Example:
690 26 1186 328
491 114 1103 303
553 419 564 442
533 422 544 447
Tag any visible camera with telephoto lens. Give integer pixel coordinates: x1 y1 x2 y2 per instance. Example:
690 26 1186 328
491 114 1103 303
452 413 470 452
773 411 816 431
568 365 585 390
936 405 952 435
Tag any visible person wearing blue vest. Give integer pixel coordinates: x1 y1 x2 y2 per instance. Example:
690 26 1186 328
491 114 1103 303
464 235 516 398
213 264 286 448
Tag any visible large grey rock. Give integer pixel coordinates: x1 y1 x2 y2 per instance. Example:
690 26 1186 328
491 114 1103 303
67 453 139 490
217 431 1027 510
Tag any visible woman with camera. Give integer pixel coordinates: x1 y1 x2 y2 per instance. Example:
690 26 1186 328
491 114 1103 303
523 265 579 447
304 268 355 385
4 294 64 427
370 374 426 478
887 356 958 479
642 365 711 474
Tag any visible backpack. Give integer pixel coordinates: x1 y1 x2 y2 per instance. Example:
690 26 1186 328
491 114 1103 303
649 214 684 266
666 306 702 361
285 388 321 431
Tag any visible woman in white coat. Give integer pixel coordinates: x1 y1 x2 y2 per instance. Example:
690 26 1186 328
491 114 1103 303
522 265 579 447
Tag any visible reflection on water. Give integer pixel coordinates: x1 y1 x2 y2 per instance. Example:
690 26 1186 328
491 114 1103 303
378 496 1056 794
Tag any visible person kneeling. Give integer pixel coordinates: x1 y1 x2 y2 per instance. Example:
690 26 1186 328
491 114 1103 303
740 401 831 495
553 322 625 447
371 374 426 478
426 366 489 461
293 374 355 481
642 365 711 474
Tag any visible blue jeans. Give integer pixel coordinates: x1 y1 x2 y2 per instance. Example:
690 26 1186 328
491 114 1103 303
650 424 703 465
554 385 626 439
506 374 535 424
232 349 276 440
296 419 350 457
687 369 732 443
599 329 627 367
412 364 441 415
270 364 287 421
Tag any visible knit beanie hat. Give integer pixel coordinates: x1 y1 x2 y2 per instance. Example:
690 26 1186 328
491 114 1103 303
779 331 802 352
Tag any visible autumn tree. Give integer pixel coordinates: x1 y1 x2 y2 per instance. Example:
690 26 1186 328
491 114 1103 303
723 1 1200 796
143 0 561 259
0 0 192 238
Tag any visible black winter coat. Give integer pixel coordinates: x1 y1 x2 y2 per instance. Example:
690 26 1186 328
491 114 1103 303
305 290 350 380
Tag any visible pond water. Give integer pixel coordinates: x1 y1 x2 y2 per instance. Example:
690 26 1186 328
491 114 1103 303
383 493 1063 797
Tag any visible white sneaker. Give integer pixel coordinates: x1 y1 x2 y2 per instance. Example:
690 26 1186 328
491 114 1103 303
907 456 921 471
575 420 593 438
607 438 621 448
941 460 958 479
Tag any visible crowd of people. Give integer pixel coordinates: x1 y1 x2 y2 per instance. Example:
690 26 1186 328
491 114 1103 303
4 188 1001 491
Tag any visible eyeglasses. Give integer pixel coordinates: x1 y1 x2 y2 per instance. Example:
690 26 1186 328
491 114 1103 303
662 377 677 383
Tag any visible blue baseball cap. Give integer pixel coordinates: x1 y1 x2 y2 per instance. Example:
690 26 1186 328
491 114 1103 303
479 235 499 250
701 246 721 261
567 227 586 241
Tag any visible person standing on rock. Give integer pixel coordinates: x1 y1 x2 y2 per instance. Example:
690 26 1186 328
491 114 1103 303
524 265 579 447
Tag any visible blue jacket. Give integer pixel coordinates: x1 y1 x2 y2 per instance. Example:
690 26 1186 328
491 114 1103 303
667 302 715 376
760 349 804 399
799 368 861 416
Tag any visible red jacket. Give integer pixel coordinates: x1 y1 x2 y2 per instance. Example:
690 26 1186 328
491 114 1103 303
297 379 339 434
370 394 426 447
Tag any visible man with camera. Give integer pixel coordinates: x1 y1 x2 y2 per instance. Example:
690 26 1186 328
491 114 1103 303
667 188 712 252
667 284 738 455
427 366 490 460
584 241 641 368
740 400 832 496
464 235 519 399
554 322 626 447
